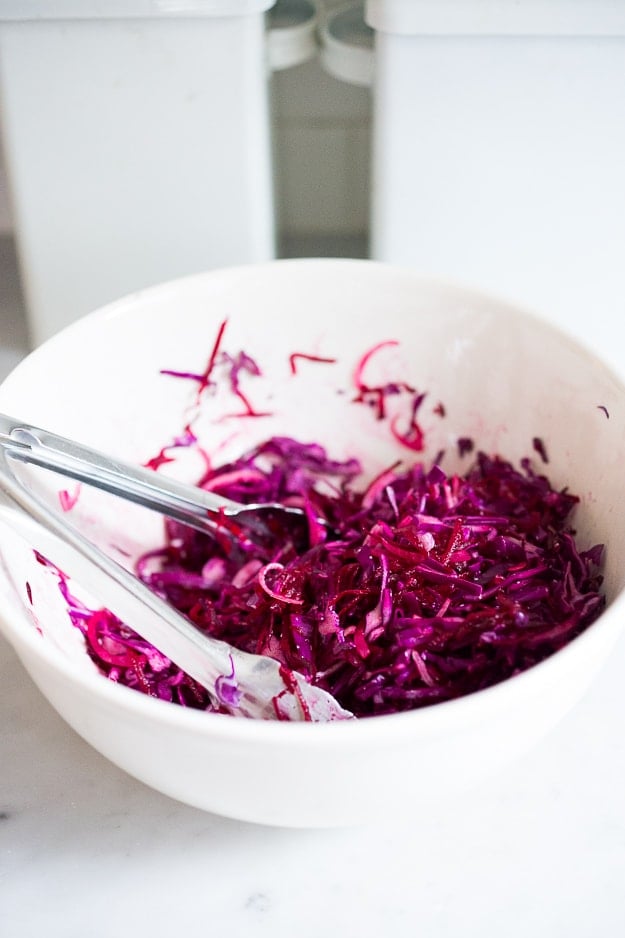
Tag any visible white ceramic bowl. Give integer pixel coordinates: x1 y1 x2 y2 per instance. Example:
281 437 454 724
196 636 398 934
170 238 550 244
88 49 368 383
1 259 625 828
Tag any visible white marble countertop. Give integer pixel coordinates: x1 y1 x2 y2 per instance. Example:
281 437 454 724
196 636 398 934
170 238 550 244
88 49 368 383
3 623 625 937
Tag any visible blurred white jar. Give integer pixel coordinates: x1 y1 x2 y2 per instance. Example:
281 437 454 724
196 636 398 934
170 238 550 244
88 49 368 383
0 0 315 345
367 0 625 372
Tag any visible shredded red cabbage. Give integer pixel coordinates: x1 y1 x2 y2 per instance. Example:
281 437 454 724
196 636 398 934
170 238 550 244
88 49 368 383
74 439 604 718
47 326 605 718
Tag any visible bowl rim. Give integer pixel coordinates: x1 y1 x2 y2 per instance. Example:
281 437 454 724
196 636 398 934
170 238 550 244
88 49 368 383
2 256 625 742
3 583 624 745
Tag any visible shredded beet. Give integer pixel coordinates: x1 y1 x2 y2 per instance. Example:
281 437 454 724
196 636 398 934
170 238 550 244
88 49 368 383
58 483 81 512
289 353 337 375
352 339 414 421
532 436 549 464
457 436 475 458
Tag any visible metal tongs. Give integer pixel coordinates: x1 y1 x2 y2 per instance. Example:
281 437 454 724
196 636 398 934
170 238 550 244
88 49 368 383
0 414 352 722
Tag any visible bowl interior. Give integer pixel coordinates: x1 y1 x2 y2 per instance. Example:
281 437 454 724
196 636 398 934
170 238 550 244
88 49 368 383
0 259 624 682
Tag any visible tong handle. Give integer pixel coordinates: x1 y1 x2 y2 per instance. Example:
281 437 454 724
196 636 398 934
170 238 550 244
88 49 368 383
0 413 240 537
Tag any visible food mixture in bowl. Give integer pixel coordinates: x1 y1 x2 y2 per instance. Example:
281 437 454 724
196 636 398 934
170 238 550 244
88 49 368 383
46 321 605 719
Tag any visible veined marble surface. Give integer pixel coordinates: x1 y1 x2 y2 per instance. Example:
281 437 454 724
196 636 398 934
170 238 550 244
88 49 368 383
2 624 625 938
